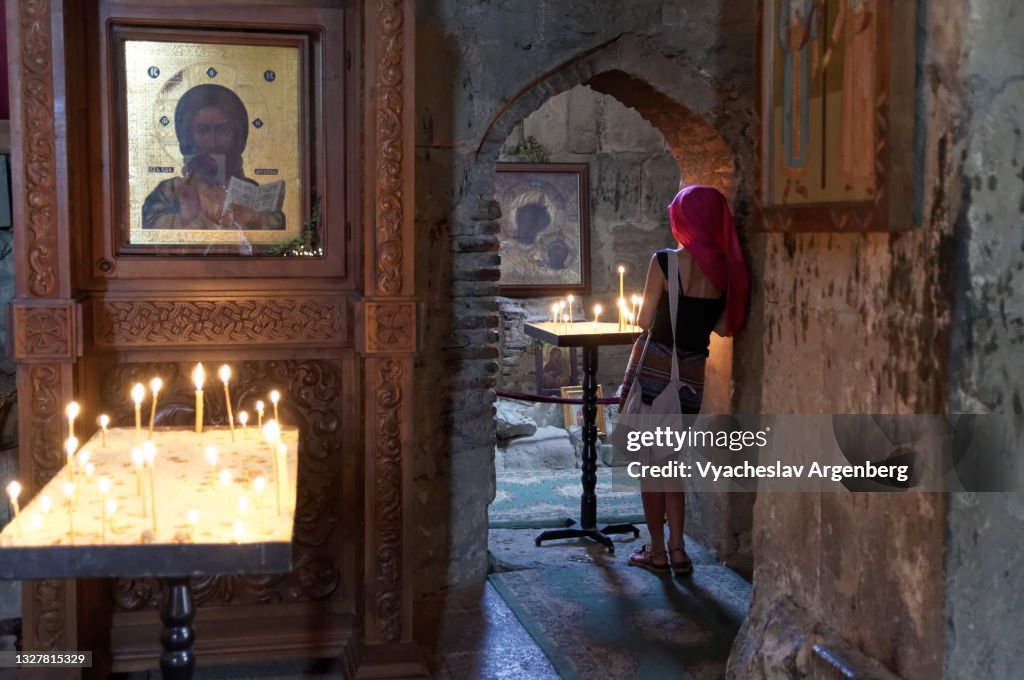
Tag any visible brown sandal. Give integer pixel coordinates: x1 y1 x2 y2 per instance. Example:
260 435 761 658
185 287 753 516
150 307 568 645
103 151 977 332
669 547 694 577
628 544 669 573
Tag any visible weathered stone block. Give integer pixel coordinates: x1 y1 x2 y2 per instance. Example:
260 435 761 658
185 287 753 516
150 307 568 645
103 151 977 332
503 426 576 470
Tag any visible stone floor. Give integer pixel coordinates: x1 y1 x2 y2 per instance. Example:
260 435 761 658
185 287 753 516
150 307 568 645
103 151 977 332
10 528 748 679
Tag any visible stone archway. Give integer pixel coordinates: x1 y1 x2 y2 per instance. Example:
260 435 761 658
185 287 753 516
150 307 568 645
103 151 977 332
455 34 757 575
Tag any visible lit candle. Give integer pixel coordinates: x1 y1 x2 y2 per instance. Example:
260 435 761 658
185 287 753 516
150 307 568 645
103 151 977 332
193 363 205 433
220 366 235 441
567 295 574 324
64 437 78 485
131 383 146 440
253 476 267 511
558 301 565 331
131 447 144 499
6 481 23 538
62 481 75 545
238 411 249 439
143 442 157 532
187 508 199 542
148 378 163 437
83 462 95 479
205 446 219 487
277 442 288 516
106 499 118 537
270 390 280 423
618 265 625 301
550 303 558 326
562 313 569 328
593 304 602 329
98 414 110 447
99 477 111 544
256 401 265 429
65 402 80 439
264 420 282 514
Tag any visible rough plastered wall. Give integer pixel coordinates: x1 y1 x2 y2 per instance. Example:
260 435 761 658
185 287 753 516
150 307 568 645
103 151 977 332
413 0 758 595
728 1 970 678
496 84 680 393
943 0 1024 676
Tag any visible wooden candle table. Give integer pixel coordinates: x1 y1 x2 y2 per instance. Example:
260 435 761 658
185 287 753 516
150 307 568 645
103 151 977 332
0 426 299 679
524 321 643 552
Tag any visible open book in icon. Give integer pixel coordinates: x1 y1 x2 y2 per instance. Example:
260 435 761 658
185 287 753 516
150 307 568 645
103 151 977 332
223 176 286 214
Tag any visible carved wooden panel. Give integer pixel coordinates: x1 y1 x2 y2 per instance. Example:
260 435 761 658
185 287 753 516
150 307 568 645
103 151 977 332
12 302 77 361
372 357 403 642
374 0 406 296
94 297 346 348
98 360 345 610
27 363 65 490
363 301 417 353
30 580 67 651
16 0 60 298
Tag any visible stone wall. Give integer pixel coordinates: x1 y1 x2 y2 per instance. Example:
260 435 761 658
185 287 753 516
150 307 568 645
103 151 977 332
496 85 680 393
414 0 757 596
943 0 1024 676
728 0 1015 677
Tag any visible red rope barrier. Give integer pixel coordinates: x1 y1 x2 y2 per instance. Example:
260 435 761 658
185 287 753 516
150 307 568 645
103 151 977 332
495 389 618 405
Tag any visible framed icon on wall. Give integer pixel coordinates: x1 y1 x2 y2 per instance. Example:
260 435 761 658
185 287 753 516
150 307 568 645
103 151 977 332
111 28 314 255
496 163 591 296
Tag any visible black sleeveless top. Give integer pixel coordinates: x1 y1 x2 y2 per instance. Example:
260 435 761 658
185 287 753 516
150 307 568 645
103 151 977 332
650 249 726 356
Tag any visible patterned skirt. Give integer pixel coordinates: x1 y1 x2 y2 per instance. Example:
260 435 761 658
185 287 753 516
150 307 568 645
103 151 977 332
634 341 706 414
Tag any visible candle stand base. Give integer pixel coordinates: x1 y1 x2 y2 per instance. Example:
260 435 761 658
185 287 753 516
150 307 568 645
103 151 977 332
534 518 639 553
160 576 196 680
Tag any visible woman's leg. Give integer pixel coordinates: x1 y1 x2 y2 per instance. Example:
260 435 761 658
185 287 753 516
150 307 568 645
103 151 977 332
665 491 693 574
640 489 667 553
665 491 685 550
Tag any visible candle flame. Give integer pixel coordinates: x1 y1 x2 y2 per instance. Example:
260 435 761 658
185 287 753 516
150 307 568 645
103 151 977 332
256 400 265 413
239 411 248 425
99 477 111 494
149 377 163 394
263 419 281 443
6 481 20 500
106 499 117 515
218 365 231 383
84 462 95 477
65 437 78 456
131 383 146 405
205 446 218 466
219 469 232 486
131 448 143 467
193 363 206 390
77 449 90 466
187 508 199 525
99 414 110 428
65 402 80 420
254 476 266 493
62 482 74 499
269 390 280 405
618 265 625 274
142 441 155 465
594 304 603 315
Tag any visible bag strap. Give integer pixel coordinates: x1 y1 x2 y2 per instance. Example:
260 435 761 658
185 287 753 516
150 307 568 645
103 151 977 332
667 249 680 382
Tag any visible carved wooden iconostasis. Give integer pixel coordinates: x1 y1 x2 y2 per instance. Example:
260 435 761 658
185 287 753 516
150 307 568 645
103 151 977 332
6 0 419 676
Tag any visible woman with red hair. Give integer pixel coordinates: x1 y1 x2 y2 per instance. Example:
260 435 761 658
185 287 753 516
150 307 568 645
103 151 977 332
624 185 749 576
